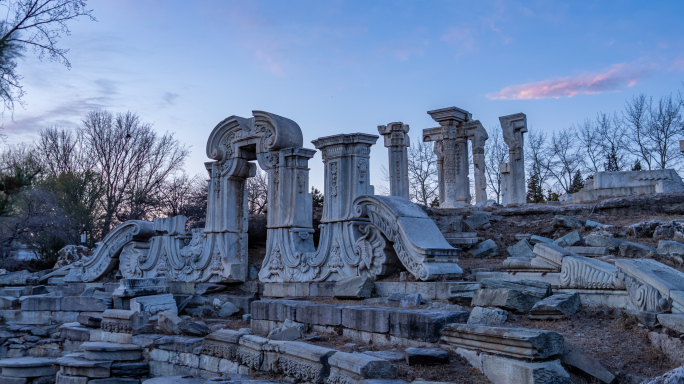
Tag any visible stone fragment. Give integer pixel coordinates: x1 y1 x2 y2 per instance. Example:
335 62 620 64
179 321 210 337
81 342 143 361
529 293 581 320
529 235 553 245
342 306 393 334
564 246 608 257
552 216 585 228
61 296 111 312
657 314 684 334
618 242 656 258
468 239 498 258
112 277 169 298
628 221 664 238
559 341 614 384
0 270 32 286
267 326 301 341
295 302 343 326
56 372 88 384
61 326 91 341
508 239 534 258
533 243 574 268
405 347 449 365
219 302 240 317
464 213 491 230
327 351 398 381
648 332 684 366
334 276 374 299
472 279 552 313
0 357 58 378
111 360 149 376
20 296 60 311
130 293 177 318
467 306 507 325
90 378 140 384
657 240 684 263
142 376 206 384
479 354 571 384
616 259 684 313
283 318 308 333
77 313 102 328
400 293 422 308
441 324 565 360
515 234 532 240
554 231 583 247
585 234 621 252
0 296 18 308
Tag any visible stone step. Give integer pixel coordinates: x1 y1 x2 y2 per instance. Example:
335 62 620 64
81 342 143 361
61 326 92 342
57 353 111 378
0 357 58 378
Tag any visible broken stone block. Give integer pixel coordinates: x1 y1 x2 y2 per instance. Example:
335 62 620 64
295 302 343 326
0 270 32 286
554 230 584 247
585 234 621 252
60 326 91 342
61 296 111 312
219 302 240 317
0 296 18 309
474 279 552 314
533 243 574 268
405 347 449 365
400 293 422 308
479 353 572 384
508 239 535 258
529 235 554 245
618 241 656 258
327 351 398 382
130 293 177 318
20 296 60 311
342 306 393 334
179 321 210 337
0 357 58 378
564 246 608 257
464 213 491 230
648 331 684 366
657 240 684 263
559 341 614 384
641 365 684 384
441 324 565 360
112 277 169 298
76 313 102 328
657 313 684 334
467 306 508 325
469 239 498 258
552 215 585 229
529 293 581 320
81 342 143 361
389 309 469 342
629 220 664 238
57 353 111 378
267 326 302 341
334 276 374 299
363 350 404 362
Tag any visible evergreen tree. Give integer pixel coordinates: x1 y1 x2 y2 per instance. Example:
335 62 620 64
430 197 439 207
311 187 324 208
547 190 560 202
632 160 642 171
567 170 585 194
604 144 620 172
526 164 545 203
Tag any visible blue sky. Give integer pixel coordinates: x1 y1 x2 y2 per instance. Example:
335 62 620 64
3 0 684 190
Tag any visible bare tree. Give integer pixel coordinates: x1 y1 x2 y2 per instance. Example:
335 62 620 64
0 0 95 115
247 168 268 214
525 128 552 192
407 139 438 206
545 128 583 193
79 110 189 233
36 126 91 174
484 126 507 203
647 93 683 169
596 112 629 171
624 94 653 170
575 118 603 174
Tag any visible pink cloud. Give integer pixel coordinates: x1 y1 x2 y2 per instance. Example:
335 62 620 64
487 64 645 100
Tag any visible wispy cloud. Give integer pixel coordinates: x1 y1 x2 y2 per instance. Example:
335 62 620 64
487 64 646 100
440 27 476 53
161 92 179 107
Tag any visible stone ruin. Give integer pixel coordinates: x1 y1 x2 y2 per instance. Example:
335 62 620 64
0 107 684 384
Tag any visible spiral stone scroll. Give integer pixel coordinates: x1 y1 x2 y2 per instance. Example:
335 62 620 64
353 195 462 281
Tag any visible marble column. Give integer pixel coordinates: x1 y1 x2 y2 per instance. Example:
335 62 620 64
499 113 527 205
378 122 410 199
423 107 472 208
465 120 489 204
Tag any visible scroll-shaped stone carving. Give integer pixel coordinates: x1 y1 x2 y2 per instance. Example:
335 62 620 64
559 255 617 290
353 195 462 281
615 259 684 312
81 221 155 282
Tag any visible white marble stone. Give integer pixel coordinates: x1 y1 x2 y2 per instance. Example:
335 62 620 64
499 113 527 206
378 122 410 199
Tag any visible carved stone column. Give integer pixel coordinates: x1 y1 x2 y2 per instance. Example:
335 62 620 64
378 122 410 199
423 107 472 208
500 113 527 205
465 120 489 204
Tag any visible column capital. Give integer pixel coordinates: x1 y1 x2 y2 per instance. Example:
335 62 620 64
378 122 410 148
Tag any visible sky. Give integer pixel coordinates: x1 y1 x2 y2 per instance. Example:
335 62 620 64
2 0 684 191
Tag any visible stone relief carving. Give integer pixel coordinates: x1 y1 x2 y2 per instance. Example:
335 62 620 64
559 256 617 290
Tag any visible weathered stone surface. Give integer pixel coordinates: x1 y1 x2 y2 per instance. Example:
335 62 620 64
529 293 581 320
554 231 583 247
328 351 397 381
508 239 534 258
552 216 585 229
57 354 111 378
616 258 684 312
400 293 422 308
585 234 622 252
648 332 684 365
469 239 498 258
334 277 374 299
113 278 169 298
20 296 60 311
268 326 302 341
0 310 51 324
0 357 58 378
0 375 28 384
61 326 91 341
61 296 111 312
111 360 149 376
389 309 468 342
533 243 574 268
467 306 508 325
295 302 343 326
342 306 393 334
472 279 552 313
657 241 684 263
442 324 565 360
529 235 554 245
277 341 337 383
559 255 618 290
619 242 656 258
179 321 210 337
559 341 614 384
478 354 571 384
405 347 449 366
142 376 206 384
564 246 608 257
82 342 143 361
89 378 140 384
657 314 684 334
56 372 88 384
158 311 182 335
130 293 177 318
0 296 18 308
219 302 240 317
629 221 664 238
77 313 102 328
0 270 32 286
465 213 491 230
363 350 404 362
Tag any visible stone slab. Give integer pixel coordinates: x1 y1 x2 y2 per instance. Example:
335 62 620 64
57 354 112 378
0 357 58 377
20 296 60 311
61 296 111 312
342 306 393 333
389 310 468 342
564 246 608 257
657 314 684 334
616 259 684 297
82 341 143 361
